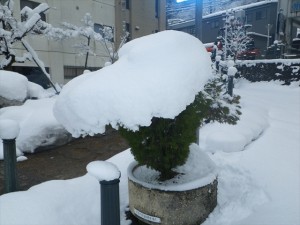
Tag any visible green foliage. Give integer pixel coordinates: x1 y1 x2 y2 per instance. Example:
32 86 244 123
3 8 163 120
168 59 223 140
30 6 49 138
119 78 241 181
120 92 208 180
202 77 241 125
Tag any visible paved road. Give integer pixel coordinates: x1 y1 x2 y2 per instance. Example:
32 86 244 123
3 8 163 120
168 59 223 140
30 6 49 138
0 130 129 194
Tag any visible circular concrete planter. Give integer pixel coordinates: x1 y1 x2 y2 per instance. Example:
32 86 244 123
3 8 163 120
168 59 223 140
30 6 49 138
128 162 218 225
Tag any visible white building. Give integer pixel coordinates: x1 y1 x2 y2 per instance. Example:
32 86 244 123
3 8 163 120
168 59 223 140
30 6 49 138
4 0 115 86
1 0 166 86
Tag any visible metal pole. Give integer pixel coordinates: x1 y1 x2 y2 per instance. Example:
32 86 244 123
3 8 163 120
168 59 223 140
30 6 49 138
3 138 18 193
195 0 203 40
100 179 120 225
267 24 270 48
224 13 228 61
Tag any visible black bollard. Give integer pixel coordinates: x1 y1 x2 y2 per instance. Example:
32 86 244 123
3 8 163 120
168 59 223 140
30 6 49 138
228 75 234 96
3 138 17 193
216 61 220 71
100 179 121 225
86 160 121 225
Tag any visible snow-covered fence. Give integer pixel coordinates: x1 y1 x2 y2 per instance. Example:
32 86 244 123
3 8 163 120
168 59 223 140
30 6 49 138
236 59 300 84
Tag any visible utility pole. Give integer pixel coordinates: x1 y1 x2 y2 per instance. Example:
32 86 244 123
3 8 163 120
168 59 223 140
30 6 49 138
224 11 230 61
266 24 272 48
195 0 203 40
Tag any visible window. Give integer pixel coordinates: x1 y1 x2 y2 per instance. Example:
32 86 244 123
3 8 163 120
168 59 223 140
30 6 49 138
126 0 130 10
246 13 253 23
155 0 159 18
64 66 85 80
12 66 50 88
64 66 100 79
94 23 114 42
20 0 46 21
211 20 219 29
255 10 266 20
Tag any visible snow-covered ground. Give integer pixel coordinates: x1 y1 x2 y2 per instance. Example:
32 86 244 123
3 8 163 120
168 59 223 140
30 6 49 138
0 79 299 225
0 30 299 225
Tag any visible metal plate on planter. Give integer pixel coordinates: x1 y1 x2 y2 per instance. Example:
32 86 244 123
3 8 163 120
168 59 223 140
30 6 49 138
134 208 161 223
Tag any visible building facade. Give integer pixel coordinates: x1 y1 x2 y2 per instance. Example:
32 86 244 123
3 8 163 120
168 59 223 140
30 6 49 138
277 0 300 57
115 0 166 45
2 0 166 86
168 0 279 59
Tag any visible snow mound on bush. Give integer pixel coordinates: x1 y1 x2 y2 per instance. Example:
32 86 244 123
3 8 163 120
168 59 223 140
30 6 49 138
54 30 213 137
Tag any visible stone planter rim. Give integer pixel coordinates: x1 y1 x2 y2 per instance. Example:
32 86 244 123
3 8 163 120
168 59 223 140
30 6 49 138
127 161 217 192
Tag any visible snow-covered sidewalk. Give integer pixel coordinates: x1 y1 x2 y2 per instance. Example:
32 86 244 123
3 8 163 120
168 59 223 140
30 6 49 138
0 80 299 225
202 80 300 225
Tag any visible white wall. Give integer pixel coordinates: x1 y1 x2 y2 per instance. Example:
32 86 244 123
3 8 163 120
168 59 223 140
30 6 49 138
12 0 115 85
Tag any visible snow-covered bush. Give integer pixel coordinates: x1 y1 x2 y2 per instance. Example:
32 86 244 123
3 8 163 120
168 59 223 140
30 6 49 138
120 73 241 180
54 30 241 181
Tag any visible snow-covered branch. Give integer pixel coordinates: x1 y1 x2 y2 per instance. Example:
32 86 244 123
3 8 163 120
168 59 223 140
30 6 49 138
0 0 58 93
58 13 129 65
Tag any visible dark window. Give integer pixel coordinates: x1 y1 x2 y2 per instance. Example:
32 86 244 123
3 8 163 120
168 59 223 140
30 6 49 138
64 66 100 80
246 13 253 23
255 10 266 20
64 66 85 80
211 20 219 29
126 0 130 10
94 23 114 42
20 0 46 21
12 66 50 88
64 66 101 80
155 0 159 18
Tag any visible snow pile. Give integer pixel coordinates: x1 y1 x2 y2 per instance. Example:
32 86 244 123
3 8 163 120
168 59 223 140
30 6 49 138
0 98 71 159
27 81 53 99
0 71 28 101
128 144 217 191
54 30 212 137
0 70 54 101
0 149 135 225
199 107 268 153
0 175 101 225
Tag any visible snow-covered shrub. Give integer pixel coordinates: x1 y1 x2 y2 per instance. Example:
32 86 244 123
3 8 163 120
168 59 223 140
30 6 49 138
120 78 241 180
54 30 241 181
